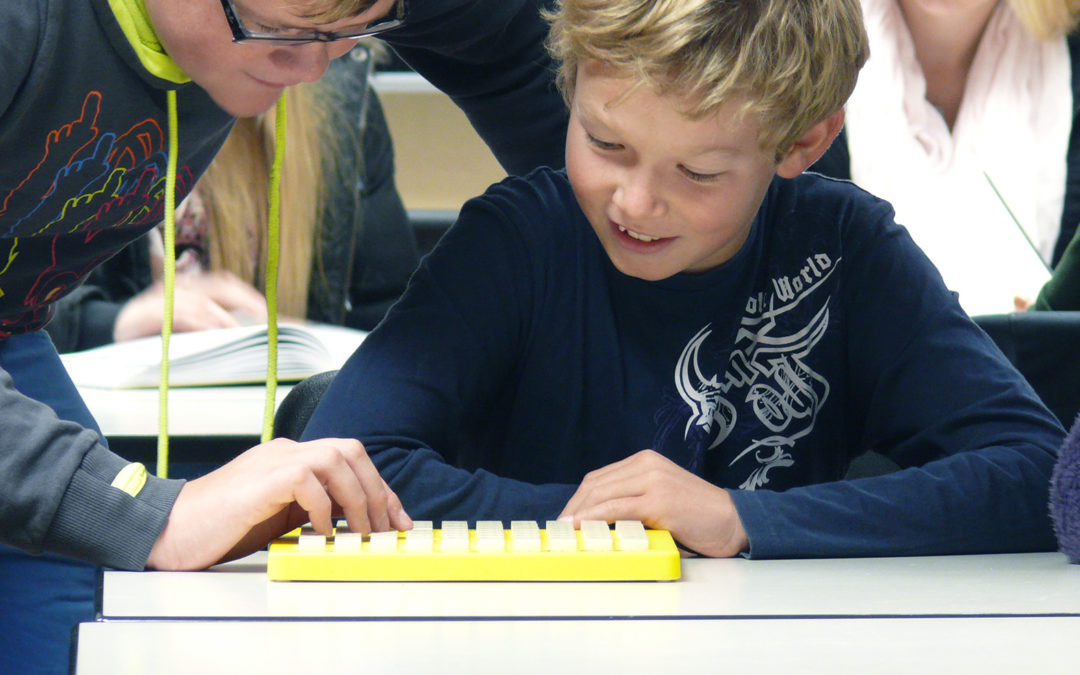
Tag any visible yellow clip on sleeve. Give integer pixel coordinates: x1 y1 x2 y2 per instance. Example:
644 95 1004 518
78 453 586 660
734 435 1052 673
111 462 149 498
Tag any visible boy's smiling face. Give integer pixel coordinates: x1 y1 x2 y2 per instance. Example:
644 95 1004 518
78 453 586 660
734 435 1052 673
565 60 783 282
144 0 396 116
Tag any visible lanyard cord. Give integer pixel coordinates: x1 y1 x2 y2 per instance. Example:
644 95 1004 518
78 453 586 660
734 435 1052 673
156 89 179 478
156 91 285 478
262 93 285 443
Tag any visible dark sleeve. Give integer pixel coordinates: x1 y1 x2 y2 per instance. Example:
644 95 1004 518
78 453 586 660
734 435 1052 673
345 90 420 331
380 0 568 175
43 236 153 352
1051 31 1080 266
730 204 1062 558
302 193 576 520
1034 225 1080 311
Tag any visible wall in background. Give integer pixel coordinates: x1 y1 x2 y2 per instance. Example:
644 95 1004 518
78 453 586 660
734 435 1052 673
374 72 507 213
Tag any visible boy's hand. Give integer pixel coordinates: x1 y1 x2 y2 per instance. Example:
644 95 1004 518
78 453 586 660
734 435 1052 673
145 438 411 570
558 449 749 557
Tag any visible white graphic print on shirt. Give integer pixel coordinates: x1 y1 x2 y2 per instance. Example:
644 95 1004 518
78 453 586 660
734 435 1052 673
674 254 837 489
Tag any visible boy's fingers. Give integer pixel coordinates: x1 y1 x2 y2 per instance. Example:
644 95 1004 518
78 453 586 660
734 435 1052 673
320 461 374 535
385 483 413 531
291 471 334 535
562 473 648 523
572 496 644 525
334 439 393 532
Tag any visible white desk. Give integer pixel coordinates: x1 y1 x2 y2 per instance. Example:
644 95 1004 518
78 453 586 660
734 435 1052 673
98 552 1080 620
75 616 1080 674
77 384 292 438
80 553 1080 674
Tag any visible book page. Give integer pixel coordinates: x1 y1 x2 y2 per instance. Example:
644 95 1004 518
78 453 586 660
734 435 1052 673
61 323 367 389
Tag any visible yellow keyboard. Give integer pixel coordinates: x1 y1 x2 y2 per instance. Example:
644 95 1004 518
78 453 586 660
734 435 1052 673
267 520 681 582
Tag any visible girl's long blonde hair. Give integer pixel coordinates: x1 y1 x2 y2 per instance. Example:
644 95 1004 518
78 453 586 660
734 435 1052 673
197 81 334 318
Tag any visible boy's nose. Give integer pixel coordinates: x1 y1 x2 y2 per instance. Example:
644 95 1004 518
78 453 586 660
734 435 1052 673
613 170 665 219
268 42 334 83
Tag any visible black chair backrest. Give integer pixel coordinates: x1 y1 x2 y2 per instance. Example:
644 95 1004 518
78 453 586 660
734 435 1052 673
974 312 1080 428
273 370 339 441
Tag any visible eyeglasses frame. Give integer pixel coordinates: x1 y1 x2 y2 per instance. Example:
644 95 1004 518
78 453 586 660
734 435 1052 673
219 0 406 44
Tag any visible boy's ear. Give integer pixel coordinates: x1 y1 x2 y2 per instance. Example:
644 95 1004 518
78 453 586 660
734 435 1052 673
774 109 845 179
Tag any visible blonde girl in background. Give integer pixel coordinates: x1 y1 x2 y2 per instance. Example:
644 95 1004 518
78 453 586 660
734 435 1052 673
810 0 1080 316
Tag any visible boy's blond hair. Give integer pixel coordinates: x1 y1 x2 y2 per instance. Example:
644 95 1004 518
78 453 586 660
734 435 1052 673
547 0 869 158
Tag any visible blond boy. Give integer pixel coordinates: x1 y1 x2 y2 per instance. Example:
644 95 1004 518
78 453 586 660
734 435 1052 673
305 0 1062 557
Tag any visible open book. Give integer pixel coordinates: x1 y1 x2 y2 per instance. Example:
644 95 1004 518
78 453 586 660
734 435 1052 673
61 323 367 389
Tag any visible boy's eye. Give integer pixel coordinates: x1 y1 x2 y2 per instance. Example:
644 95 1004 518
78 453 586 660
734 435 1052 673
586 133 621 151
254 22 307 36
680 166 723 183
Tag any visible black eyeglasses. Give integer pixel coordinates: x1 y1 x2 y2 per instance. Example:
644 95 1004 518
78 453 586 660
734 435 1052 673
220 0 406 44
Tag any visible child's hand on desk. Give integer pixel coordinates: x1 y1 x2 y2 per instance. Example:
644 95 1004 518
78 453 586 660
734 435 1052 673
558 449 749 557
145 437 412 570
113 270 269 341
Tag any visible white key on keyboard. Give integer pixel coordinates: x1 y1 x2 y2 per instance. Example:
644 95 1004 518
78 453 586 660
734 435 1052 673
580 520 613 551
405 527 434 552
439 521 470 552
332 524 364 552
475 520 506 552
297 526 326 551
510 520 541 552
368 530 399 552
545 520 578 551
615 520 649 551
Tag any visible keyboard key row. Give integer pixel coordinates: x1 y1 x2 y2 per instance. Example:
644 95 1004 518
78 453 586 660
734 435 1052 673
294 519 653 554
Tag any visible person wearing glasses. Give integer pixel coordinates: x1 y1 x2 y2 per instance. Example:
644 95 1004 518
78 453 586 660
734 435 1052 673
45 45 419 352
0 0 565 670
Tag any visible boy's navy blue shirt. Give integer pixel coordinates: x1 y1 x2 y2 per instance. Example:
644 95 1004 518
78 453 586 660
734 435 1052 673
304 168 1063 558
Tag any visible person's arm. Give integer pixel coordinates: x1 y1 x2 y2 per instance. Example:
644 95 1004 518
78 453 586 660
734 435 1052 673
730 207 1062 558
0 365 181 568
346 65 420 330
1034 224 1080 310
302 191 578 520
380 0 568 174
0 361 410 570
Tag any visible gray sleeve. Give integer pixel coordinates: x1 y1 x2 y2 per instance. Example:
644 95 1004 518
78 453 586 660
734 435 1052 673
0 2 37 116
0 367 183 569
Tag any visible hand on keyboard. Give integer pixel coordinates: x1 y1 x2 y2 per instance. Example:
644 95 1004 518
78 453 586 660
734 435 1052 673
558 449 749 557
147 437 411 570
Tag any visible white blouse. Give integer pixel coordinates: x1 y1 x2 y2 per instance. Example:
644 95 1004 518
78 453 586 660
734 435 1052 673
843 0 1071 315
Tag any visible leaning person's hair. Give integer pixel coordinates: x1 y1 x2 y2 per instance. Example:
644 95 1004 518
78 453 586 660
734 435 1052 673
546 0 869 157
300 0 380 23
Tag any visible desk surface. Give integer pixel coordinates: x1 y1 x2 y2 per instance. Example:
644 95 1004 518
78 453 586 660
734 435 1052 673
78 384 292 438
101 551 1079 620
75 616 1080 674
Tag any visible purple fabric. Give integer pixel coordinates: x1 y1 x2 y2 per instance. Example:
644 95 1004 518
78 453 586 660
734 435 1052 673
1051 413 1080 563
